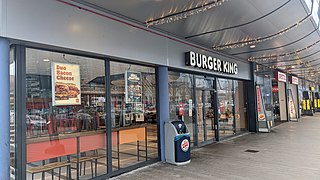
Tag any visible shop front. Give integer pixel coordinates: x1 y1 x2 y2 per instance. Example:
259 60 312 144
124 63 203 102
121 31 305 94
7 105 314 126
255 64 274 128
10 47 159 180
168 52 251 147
273 71 288 125
3 1 254 179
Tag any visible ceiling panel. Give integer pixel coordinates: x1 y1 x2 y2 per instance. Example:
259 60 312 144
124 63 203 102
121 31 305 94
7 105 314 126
75 0 320 82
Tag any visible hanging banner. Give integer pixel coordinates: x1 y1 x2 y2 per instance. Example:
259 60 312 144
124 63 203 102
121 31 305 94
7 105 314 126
256 85 270 132
51 62 81 106
125 71 142 103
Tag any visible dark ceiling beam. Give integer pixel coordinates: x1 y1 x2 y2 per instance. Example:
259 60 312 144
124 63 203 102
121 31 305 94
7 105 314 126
185 0 292 39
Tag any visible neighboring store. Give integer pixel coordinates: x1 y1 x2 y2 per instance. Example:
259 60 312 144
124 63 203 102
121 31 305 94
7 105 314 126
288 76 299 120
272 71 288 125
255 64 274 128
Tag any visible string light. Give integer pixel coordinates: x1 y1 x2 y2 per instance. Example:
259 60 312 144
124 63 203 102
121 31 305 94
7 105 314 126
145 0 228 27
213 15 311 50
248 39 320 61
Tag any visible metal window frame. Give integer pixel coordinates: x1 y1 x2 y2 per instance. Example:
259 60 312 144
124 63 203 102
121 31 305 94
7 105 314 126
167 67 252 144
15 45 27 180
13 43 161 179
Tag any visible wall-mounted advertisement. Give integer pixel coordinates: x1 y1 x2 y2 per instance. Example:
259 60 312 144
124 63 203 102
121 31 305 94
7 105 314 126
125 71 142 103
288 89 298 121
125 71 144 122
51 62 81 106
256 85 270 132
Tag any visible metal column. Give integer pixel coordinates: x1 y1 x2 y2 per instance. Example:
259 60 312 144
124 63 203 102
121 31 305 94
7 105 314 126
247 62 258 132
0 38 10 180
156 66 169 161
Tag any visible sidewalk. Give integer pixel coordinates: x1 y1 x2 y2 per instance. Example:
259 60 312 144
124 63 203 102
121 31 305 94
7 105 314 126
113 115 320 180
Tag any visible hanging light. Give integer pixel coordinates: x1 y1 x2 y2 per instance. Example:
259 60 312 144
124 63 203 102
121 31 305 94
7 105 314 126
146 0 228 26
213 15 311 50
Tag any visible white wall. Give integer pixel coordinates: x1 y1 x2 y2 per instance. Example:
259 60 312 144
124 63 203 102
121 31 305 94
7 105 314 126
1 0 251 80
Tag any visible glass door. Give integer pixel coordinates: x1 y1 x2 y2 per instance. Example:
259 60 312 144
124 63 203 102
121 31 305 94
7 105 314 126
195 89 216 146
196 89 205 144
204 90 215 141
217 78 235 138
195 76 216 146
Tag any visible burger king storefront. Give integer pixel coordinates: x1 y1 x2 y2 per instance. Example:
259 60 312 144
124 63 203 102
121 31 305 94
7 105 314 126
168 51 252 147
8 46 254 180
3 1 257 179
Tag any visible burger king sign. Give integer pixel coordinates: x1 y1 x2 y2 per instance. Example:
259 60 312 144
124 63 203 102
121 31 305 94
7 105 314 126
181 139 190 152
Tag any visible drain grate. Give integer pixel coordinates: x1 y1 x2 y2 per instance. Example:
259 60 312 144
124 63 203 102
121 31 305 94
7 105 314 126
245 149 259 153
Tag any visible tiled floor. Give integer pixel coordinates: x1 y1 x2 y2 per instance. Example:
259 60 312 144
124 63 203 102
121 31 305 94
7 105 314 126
113 114 320 180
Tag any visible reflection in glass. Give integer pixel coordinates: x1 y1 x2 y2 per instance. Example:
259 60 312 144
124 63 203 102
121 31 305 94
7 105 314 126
110 62 158 170
26 49 106 180
195 78 215 145
168 72 194 146
217 78 235 138
257 75 274 126
10 48 15 179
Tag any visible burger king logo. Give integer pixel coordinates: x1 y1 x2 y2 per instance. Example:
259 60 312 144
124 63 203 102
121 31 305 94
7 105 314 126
181 139 190 152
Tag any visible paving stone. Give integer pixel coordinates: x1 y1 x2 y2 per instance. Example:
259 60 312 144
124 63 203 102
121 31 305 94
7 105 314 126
112 115 320 180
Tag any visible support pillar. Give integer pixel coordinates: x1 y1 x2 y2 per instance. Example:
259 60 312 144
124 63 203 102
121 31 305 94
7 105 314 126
156 66 169 161
0 37 10 180
247 62 258 132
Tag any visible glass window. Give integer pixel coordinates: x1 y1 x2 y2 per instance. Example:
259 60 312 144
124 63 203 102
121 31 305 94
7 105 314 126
10 47 15 179
26 49 107 179
110 62 157 170
217 78 235 138
234 80 248 133
257 75 273 126
168 72 195 145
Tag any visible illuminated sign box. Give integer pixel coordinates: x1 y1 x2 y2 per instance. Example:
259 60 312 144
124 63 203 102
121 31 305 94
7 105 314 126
185 51 238 74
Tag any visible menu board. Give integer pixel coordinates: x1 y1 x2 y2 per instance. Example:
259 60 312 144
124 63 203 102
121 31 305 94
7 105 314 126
51 62 81 106
125 71 142 103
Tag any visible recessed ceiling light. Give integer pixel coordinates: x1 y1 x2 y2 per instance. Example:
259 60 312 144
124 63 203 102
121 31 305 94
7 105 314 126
291 65 296 68
43 59 50 62
250 45 256 49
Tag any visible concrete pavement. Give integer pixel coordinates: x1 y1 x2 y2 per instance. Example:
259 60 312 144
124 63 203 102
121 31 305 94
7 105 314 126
112 114 320 180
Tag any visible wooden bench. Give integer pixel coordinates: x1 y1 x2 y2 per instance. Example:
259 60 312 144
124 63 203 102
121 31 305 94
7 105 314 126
70 151 107 177
27 161 71 180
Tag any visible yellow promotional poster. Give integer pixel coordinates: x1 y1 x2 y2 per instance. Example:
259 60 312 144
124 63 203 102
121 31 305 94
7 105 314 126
318 99 320 108
51 62 81 106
